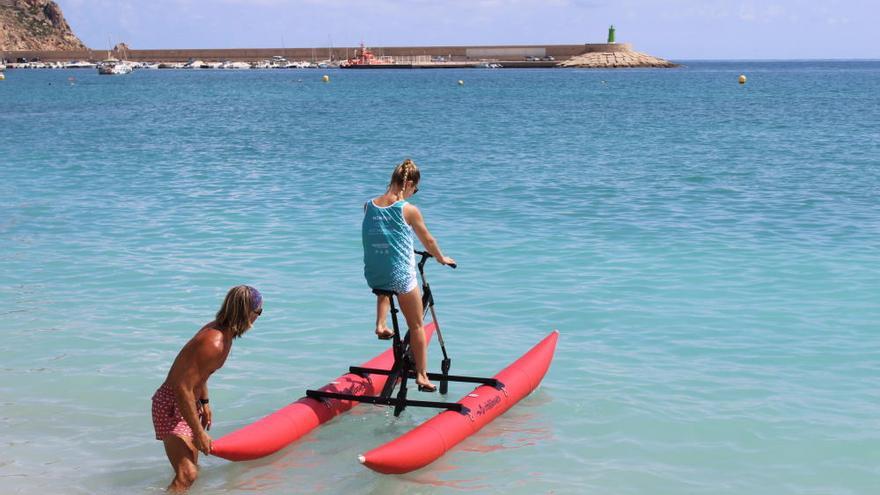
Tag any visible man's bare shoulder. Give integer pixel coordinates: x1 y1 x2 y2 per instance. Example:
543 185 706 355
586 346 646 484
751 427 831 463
190 323 226 357
165 323 228 387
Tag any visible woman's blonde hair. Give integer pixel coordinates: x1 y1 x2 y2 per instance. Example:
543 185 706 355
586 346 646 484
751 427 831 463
389 158 420 199
215 285 261 338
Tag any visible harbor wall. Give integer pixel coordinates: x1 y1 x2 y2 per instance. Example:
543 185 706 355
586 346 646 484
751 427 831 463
1 43 630 63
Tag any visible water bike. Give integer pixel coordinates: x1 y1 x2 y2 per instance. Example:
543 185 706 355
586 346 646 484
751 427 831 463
211 250 558 474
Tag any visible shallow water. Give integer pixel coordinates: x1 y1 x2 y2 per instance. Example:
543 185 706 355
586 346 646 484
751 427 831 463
1 62 878 494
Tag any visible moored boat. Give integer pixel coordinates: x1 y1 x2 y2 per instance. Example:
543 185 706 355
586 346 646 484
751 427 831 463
220 61 251 70
340 43 402 69
358 330 558 474
65 60 96 69
97 59 133 75
476 61 503 69
183 60 207 69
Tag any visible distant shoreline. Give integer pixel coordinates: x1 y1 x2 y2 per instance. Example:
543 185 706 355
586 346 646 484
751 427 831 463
2 43 621 64
4 43 872 69
2 42 686 69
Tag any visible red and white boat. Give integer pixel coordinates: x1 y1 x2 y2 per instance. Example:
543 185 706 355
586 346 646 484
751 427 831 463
340 44 405 69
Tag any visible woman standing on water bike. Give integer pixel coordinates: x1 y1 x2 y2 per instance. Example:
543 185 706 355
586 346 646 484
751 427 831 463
363 159 455 392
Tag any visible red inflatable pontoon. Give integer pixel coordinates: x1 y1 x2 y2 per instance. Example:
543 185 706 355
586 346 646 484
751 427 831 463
358 330 558 474
211 323 437 461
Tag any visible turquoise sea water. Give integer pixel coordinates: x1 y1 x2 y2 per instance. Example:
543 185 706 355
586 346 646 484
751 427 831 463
1 62 878 494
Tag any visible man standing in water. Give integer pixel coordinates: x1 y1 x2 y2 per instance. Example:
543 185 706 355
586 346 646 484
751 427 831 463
151 285 263 492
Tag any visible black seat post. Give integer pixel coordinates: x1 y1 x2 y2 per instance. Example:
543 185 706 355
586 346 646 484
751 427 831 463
386 293 413 416
372 289 411 403
387 293 403 362
387 292 415 416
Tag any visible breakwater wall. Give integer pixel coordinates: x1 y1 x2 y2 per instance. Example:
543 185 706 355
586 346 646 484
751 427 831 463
2 43 630 62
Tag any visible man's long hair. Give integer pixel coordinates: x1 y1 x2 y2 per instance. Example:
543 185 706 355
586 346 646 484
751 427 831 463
215 285 259 338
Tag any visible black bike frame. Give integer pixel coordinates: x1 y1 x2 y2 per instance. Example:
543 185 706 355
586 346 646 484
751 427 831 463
305 250 503 417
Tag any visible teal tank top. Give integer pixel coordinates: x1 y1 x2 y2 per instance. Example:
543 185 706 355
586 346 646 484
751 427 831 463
362 199 417 292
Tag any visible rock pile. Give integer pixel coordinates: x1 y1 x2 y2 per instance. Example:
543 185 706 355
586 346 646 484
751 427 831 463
560 46 677 68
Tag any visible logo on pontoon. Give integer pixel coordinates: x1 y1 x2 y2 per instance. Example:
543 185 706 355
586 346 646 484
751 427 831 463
346 382 367 395
475 395 502 417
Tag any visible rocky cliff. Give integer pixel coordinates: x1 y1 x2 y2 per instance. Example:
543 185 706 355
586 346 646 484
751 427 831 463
0 0 86 51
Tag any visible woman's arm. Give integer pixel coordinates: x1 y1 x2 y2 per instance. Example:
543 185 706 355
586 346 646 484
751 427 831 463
404 204 455 265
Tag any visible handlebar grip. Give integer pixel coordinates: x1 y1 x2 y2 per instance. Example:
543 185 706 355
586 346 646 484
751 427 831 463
414 250 455 268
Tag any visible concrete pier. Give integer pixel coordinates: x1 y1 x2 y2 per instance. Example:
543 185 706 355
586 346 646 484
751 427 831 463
1 42 670 64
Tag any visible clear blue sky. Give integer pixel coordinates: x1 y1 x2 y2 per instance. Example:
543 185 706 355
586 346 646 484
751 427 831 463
59 0 877 59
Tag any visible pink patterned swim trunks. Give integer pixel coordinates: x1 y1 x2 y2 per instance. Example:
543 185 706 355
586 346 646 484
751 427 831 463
151 383 197 441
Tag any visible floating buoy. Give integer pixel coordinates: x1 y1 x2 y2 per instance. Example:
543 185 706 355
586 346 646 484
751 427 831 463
322 74 330 83
738 74 747 84
0 73 5 81
457 80 464 86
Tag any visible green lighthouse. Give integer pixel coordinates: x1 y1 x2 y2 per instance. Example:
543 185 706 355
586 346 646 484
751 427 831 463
608 25 616 43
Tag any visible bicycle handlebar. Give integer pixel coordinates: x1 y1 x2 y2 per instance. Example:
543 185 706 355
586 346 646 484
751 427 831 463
415 250 457 269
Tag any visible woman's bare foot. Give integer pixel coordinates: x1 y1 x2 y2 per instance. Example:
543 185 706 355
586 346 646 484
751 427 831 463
415 373 436 392
375 326 394 340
